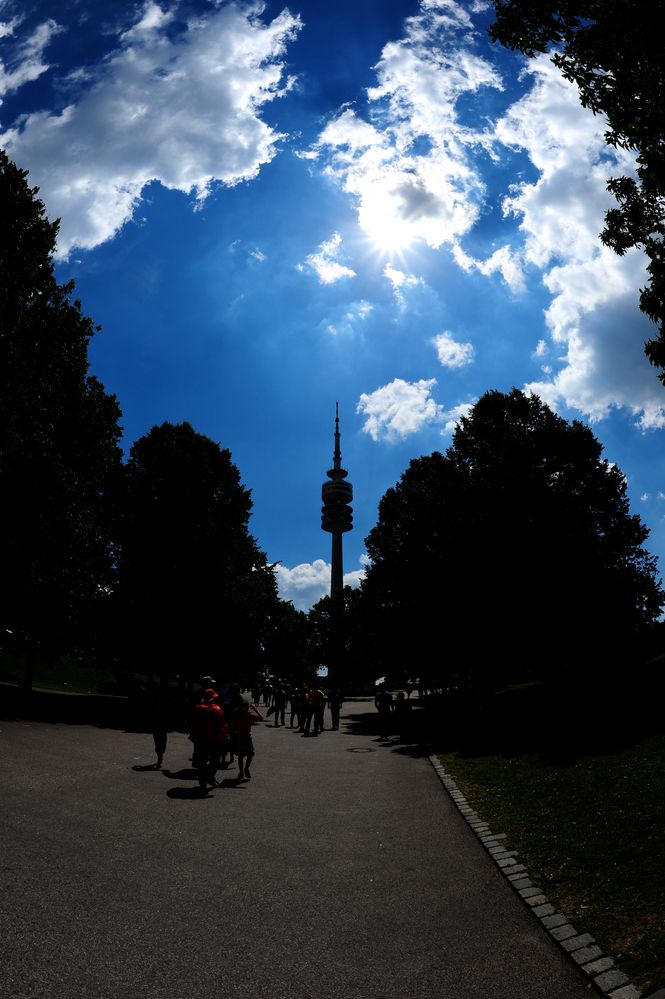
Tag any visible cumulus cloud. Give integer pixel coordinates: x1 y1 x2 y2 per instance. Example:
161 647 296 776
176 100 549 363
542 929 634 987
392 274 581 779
303 2 502 253
274 559 364 611
441 400 474 435
297 232 356 285
1 2 302 256
302 1 665 431
357 377 444 442
453 243 526 293
494 57 665 429
433 331 474 369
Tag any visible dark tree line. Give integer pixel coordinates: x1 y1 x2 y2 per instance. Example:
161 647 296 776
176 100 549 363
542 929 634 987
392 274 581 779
361 389 664 696
3 148 664 711
115 421 280 690
0 150 123 687
0 151 287 694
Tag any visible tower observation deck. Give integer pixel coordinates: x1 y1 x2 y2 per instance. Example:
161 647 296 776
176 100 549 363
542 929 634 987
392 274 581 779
321 403 353 597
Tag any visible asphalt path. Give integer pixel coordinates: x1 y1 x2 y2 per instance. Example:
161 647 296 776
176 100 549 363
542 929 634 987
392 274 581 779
0 700 591 999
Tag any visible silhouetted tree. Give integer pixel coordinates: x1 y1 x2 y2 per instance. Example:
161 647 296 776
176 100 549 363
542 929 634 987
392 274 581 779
262 599 311 684
489 1 665 378
364 389 663 692
117 422 277 689
308 586 378 689
0 150 123 686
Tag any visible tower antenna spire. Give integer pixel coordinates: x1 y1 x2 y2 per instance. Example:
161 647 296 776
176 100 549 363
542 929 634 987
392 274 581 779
333 401 341 470
321 404 353 597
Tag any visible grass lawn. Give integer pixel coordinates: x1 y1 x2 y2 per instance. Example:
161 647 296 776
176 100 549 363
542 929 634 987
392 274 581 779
0 650 135 696
439 735 665 995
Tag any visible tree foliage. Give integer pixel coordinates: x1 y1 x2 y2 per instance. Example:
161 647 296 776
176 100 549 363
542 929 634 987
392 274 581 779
364 389 663 690
262 599 311 684
489 1 665 377
308 586 380 689
117 421 278 682
0 150 123 663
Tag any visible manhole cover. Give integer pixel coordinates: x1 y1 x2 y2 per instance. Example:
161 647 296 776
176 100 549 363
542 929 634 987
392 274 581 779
347 747 375 753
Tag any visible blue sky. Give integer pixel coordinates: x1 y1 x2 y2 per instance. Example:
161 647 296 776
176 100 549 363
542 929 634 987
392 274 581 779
3 0 665 611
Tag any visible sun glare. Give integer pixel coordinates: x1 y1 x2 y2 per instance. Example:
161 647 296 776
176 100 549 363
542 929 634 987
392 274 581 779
365 216 415 254
359 188 417 257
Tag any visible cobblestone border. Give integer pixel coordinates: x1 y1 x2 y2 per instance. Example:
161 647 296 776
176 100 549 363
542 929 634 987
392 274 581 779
429 755 663 999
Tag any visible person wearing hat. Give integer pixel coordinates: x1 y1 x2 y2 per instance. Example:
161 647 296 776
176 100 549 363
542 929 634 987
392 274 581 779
188 688 228 791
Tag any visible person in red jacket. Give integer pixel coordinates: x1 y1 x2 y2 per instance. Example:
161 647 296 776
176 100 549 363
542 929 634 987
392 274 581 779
189 688 228 791
230 700 263 780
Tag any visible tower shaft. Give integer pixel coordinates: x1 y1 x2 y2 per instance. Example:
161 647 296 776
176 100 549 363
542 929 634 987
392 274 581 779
331 532 344 596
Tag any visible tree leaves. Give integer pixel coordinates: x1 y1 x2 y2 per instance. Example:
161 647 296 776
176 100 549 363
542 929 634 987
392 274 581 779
364 389 663 689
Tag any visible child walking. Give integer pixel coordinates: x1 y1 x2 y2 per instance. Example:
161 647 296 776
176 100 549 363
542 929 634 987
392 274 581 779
231 700 264 780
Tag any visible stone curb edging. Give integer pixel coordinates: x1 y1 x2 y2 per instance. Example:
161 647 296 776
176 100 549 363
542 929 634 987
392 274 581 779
428 755 661 999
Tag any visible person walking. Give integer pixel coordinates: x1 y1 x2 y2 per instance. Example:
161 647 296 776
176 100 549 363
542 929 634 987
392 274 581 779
393 690 413 741
289 688 302 729
230 700 264 780
310 685 326 735
189 688 228 792
149 689 170 768
273 685 287 727
299 686 313 734
327 688 344 731
374 685 393 740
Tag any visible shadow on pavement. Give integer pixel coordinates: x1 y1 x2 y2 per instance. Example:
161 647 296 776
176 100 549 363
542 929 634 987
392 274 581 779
341 709 433 758
166 778 245 799
166 786 213 799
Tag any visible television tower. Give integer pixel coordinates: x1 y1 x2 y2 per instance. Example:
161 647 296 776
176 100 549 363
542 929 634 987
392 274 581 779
321 403 353 597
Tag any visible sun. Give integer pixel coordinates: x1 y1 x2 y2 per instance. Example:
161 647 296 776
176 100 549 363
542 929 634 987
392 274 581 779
357 184 418 257
361 205 416 256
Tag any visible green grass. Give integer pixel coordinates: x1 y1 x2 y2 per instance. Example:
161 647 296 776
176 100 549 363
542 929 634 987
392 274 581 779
0 650 130 696
439 736 665 994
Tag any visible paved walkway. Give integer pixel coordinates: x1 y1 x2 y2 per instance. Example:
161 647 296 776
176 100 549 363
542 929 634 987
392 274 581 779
0 700 590 999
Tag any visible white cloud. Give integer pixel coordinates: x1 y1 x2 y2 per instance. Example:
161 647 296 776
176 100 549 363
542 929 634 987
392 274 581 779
0 16 61 99
314 106 386 156
494 56 665 429
433 331 474 369
120 1 173 42
250 248 267 263
384 262 421 291
304 1 503 254
441 400 474 435
453 243 526 293
323 299 374 336
1 3 302 256
298 231 356 285
383 261 426 308
357 377 443 442
0 11 21 40
304 2 665 432
274 558 364 611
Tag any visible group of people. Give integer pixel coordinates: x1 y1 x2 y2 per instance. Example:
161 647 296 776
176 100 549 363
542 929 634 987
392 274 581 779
264 684 344 735
144 680 416 789
144 677 345 792
188 680 264 790
374 686 413 740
